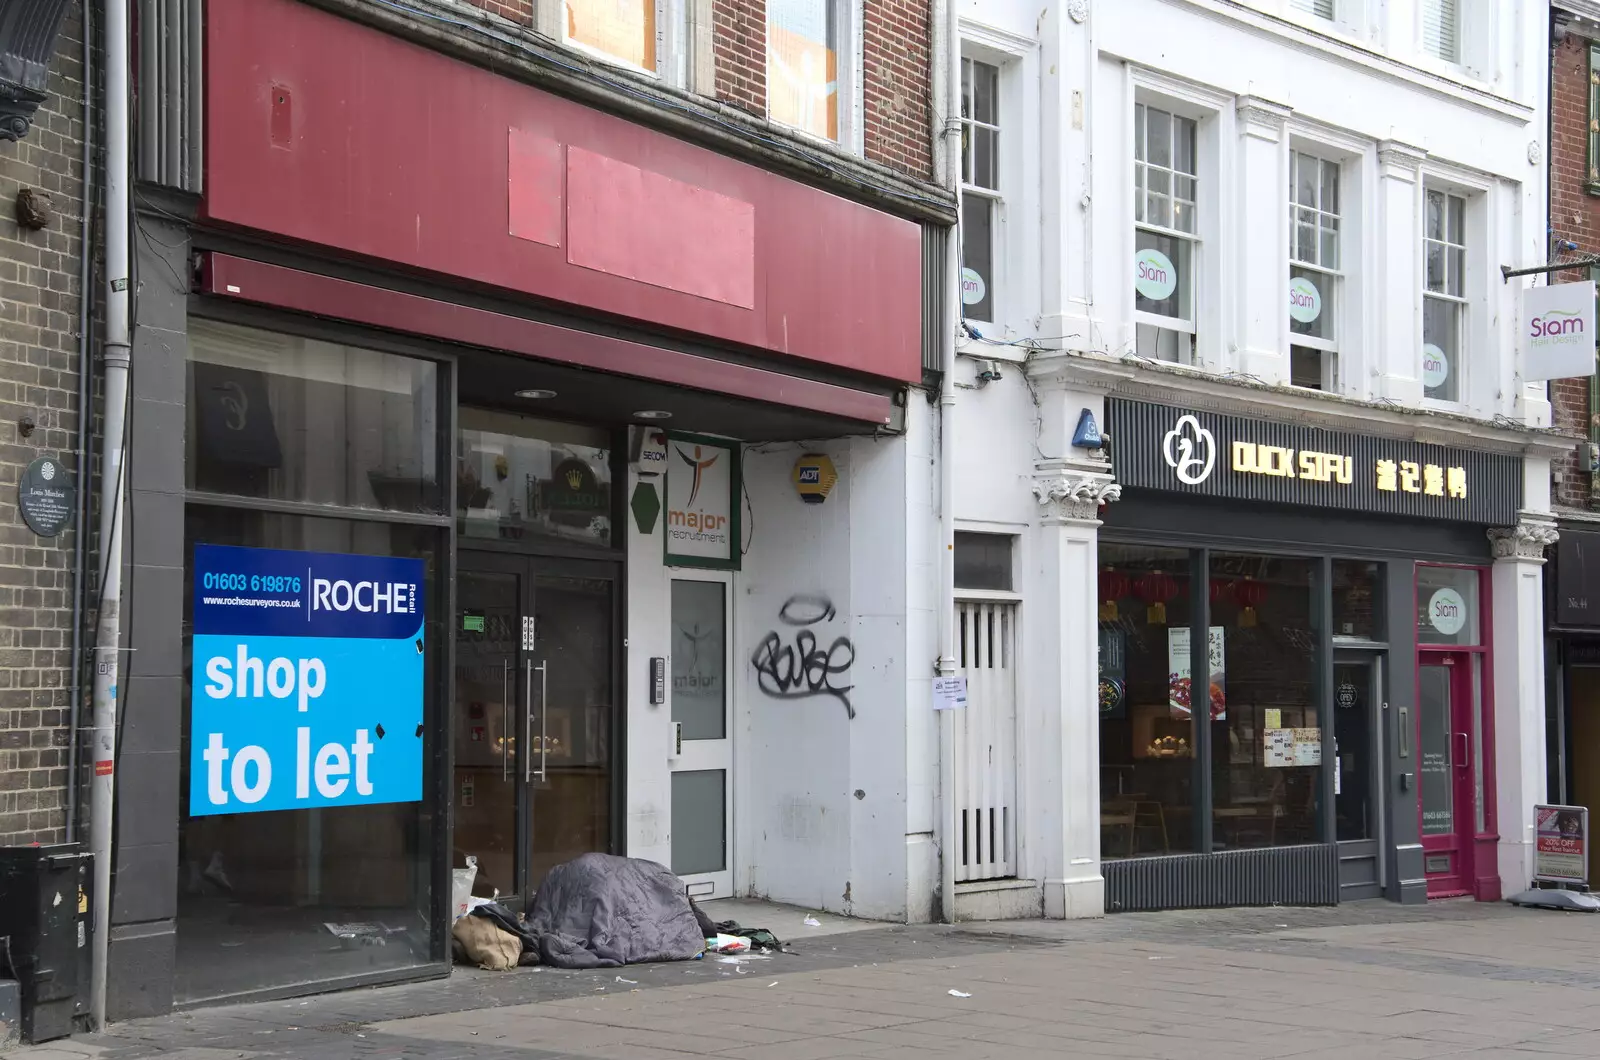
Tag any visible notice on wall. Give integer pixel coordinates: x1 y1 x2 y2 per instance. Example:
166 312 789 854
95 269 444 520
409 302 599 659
1534 804 1589 885
932 676 968 711
189 544 426 816
1167 626 1226 721
1265 727 1322 768
664 433 741 570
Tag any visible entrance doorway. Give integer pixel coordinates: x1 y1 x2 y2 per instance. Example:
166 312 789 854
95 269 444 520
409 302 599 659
1332 653 1384 898
1417 652 1483 897
668 576 734 898
453 553 620 905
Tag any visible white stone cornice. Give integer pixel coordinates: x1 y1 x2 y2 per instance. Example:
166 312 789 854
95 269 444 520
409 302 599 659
1377 140 1427 181
1033 459 1120 525
1236 95 1291 142
1488 513 1560 562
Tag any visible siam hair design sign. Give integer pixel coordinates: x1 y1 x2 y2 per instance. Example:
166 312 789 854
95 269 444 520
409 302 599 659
1106 399 1521 525
1523 281 1597 383
664 433 741 570
189 544 425 816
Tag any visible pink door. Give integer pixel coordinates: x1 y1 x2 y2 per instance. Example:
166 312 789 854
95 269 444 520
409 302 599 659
1417 653 1477 897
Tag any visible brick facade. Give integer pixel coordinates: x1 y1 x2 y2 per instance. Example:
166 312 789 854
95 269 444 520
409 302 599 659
1551 31 1600 511
713 0 768 117
0 18 89 846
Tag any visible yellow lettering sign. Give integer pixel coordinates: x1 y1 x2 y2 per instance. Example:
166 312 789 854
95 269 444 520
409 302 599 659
1233 443 1353 484
1399 461 1421 493
1376 459 1398 492
1447 466 1467 499
1423 464 1445 497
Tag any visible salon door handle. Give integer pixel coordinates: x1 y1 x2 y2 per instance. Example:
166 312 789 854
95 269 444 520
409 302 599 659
527 660 548 782
1454 732 1469 771
501 659 511 782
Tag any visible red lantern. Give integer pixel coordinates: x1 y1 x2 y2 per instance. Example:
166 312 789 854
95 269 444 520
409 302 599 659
1136 571 1179 625
1098 569 1130 622
1235 577 1268 628
1210 579 1234 604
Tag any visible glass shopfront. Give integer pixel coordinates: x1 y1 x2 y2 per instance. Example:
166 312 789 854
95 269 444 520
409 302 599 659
177 321 451 1003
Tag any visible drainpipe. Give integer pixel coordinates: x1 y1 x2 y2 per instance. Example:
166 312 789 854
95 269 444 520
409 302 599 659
66 0 96 842
89 0 133 1030
932 0 961 925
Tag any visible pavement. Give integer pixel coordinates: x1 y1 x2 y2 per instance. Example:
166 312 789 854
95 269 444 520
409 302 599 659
10 898 1600 1059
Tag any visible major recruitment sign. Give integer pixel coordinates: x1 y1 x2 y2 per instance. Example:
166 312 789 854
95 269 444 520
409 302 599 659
189 544 426 816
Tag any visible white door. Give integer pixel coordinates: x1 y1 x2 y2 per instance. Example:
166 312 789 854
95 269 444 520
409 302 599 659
953 599 1019 881
668 575 734 898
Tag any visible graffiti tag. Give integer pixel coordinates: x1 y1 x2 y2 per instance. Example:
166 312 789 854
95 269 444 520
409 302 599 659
751 594 856 719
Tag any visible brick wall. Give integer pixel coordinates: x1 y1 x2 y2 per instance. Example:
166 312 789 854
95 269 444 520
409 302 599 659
468 0 533 25
714 0 767 117
1551 32 1599 511
0 18 89 845
863 0 932 178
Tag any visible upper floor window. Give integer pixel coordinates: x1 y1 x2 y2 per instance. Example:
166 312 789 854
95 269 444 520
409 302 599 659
565 0 658 73
1289 151 1341 391
768 0 845 142
1423 188 1466 403
1290 0 1334 17
960 56 1001 323
1589 46 1600 189
1421 0 1460 64
1134 102 1198 364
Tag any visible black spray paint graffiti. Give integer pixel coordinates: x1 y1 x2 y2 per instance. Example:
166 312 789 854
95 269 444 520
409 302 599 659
750 594 857 719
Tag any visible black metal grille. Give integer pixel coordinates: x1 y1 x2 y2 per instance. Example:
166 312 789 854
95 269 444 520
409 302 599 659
1104 844 1340 912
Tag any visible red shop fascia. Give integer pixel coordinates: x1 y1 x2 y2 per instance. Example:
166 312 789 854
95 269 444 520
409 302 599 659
194 0 932 428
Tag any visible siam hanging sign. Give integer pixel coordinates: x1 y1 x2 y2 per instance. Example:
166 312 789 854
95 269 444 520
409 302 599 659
1106 399 1521 525
1523 281 1597 382
664 433 741 570
188 544 426 816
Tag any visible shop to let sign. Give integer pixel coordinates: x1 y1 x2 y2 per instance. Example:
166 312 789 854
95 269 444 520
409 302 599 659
1533 804 1589 885
188 544 425 816
1107 399 1521 525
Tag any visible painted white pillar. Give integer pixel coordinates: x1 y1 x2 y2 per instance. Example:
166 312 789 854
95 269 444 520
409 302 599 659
1031 458 1119 919
1487 515 1559 894
1375 141 1426 405
1234 95 1291 385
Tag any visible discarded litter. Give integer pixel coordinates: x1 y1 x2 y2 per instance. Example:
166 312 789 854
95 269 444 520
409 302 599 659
948 990 972 998
615 976 637 984
709 932 751 954
768 982 778 987
804 916 822 927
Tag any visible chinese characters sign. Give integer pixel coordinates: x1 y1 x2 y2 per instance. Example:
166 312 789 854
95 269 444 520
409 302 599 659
1107 399 1521 525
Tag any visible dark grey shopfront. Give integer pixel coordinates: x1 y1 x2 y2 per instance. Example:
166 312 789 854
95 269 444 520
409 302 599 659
1097 400 1520 912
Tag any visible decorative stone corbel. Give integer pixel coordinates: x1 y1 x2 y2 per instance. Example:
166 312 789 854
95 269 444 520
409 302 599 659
0 0 74 143
1032 458 1121 525
1487 515 1559 562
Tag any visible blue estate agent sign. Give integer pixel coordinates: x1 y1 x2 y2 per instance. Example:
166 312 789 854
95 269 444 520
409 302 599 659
189 544 426 817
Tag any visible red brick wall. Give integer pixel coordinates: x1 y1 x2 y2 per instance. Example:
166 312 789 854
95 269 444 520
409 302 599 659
714 0 767 117
863 0 932 178
1551 33 1598 510
465 0 533 25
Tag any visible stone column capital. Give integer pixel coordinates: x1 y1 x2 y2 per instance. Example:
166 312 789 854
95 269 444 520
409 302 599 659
1033 459 1120 526
1487 514 1559 562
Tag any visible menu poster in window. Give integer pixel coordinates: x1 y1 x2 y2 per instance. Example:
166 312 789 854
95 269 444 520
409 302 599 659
1167 626 1226 721
189 544 426 816
1265 727 1322 768
1534 805 1589 885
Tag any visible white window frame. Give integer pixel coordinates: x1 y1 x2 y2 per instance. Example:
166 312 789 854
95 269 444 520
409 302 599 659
764 0 865 153
1421 184 1469 406
546 0 690 86
1287 147 1344 391
959 53 1003 327
1133 97 1202 365
1413 0 1499 86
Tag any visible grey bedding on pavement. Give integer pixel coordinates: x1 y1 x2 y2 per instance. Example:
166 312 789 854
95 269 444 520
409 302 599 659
522 852 705 969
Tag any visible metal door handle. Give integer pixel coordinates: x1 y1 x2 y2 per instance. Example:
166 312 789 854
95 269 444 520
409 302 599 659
536 661 549 781
1455 732 1469 770
525 659 534 782
501 659 511 781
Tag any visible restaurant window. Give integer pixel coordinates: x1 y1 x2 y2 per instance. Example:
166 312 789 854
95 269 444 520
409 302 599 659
1098 545 1197 857
767 0 854 144
564 0 658 73
1422 187 1467 403
954 531 1012 591
1332 559 1383 640
1209 554 1319 849
1289 150 1341 391
1134 102 1199 365
960 55 1002 323
180 323 448 1003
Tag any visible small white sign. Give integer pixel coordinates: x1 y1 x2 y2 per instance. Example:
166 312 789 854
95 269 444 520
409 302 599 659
1524 281 1597 382
1288 276 1322 324
1427 587 1467 636
1421 343 1450 390
1134 248 1177 301
932 676 968 711
960 268 987 306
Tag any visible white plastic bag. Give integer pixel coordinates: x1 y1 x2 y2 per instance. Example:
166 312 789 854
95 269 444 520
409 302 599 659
452 856 479 920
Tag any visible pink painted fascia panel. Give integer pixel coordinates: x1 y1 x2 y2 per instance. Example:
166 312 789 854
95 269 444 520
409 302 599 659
202 0 923 383
508 129 564 247
566 147 757 309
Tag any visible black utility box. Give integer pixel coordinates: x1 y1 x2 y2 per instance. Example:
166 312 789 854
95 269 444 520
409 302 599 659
0 845 92 1043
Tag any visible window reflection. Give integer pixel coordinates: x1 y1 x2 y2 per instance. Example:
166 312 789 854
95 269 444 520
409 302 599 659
458 409 614 548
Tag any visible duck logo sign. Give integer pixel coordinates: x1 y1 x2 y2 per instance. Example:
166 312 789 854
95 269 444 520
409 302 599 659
188 544 425 816
665 433 741 570
1161 414 1216 485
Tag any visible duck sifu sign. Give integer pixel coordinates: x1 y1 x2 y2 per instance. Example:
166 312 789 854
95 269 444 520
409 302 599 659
1106 399 1521 525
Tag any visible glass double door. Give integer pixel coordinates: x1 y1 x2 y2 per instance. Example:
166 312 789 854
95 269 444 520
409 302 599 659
453 552 618 906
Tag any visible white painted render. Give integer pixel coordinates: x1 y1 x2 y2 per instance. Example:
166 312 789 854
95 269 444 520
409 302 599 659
948 0 1564 916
